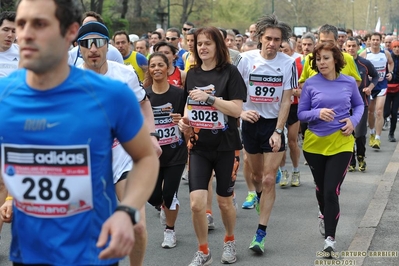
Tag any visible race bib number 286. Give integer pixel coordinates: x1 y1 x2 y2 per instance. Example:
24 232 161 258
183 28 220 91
1 144 93 218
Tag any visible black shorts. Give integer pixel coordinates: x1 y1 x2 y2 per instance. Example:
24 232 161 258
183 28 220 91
287 104 299 126
188 149 235 197
241 117 285 154
116 171 129 184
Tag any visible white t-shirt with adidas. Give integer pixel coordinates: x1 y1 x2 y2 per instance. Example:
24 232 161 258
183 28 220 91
0 43 19 77
78 60 146 183
235 50 298 118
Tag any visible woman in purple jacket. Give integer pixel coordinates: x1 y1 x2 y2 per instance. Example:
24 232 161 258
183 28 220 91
298 42 364 258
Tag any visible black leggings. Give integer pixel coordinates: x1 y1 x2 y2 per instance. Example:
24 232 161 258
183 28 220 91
303 151 352 239
148 164 185 209
383 92 399 135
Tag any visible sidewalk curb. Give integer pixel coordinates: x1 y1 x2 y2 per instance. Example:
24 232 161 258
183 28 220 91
347 141 399 265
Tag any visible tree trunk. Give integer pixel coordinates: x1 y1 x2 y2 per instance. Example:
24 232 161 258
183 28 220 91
121 0 128 19
133 0 142 18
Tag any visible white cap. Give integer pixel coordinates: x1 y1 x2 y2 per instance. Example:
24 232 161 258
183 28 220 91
129 34 139 43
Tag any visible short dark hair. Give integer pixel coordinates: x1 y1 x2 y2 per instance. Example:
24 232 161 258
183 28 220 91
218 28 227 39
82 11 104 24
113 30 129 42
17 0 83 37
183 21 195 27
310 42 346 73
371 32 382 41
347 37 360 46
148 52 169 68
193 27 230 71
151 31 162 39
0 11 16 27
153 41 178 56
166 27 180 36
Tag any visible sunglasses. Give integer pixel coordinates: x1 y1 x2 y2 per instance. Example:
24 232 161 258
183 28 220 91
183 28 192 31
166 37 178 41
79 38 108 49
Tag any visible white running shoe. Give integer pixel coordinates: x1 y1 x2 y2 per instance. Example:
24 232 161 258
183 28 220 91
161 229 177 248
221 240 237 264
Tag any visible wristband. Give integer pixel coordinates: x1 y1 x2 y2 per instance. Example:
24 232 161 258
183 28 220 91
5 196 13 201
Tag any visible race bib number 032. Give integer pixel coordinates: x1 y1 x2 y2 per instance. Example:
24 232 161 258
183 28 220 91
1 144 93 218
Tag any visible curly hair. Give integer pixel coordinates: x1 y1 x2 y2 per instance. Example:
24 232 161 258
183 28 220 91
255 14 292 48
310 42 346 73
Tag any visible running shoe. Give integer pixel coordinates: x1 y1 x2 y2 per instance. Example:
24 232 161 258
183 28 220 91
207 213 215 230
221 241 237 264
383 118 390 131
323 236 337 258
348 165 356 172
318 213 325 237
249 229 266 254
181 166 189 182
369 134 375 147
357 156 367 172
388 134 396 142
232 193 238 211
254 196 260 215
291 172 301 187
279 170 289 187
242 192 256 209
189 249 213 266
160 206 166 226
275 167 282 184
161 229 176 248
372 138 381 149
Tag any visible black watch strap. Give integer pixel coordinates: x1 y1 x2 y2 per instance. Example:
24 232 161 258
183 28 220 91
115 205 140 225
150 132 160 141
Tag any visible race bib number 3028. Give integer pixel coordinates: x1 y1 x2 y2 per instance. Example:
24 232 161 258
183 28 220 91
187 96 225 129
1 144 93 218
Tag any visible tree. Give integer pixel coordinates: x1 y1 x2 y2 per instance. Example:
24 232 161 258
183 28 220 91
0 0 16 11
90 0 104 14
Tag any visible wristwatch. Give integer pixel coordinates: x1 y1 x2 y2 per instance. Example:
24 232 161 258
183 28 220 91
115 205 140 225
150 132 160 141
206 95 216 105
274 128 283 134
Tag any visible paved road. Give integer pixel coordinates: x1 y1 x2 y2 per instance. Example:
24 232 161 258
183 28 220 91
0 130 398 265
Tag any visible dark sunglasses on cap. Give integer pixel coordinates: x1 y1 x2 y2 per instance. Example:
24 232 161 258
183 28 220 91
166 37 178 41
182 27 192 31
79 38 108 49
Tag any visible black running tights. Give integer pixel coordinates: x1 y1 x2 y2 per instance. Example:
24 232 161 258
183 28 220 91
303 151 352 239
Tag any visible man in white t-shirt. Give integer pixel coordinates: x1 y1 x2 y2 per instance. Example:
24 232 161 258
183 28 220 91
68 11 123 66
0 11 19 77
77 21 161 266
235 14 298 255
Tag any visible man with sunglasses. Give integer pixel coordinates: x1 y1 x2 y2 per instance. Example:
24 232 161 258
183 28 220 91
77 21 161 266
181 21 194 50
166 27 186 70
68 11 123 66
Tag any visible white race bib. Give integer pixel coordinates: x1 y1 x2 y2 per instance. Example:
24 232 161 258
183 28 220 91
1 144 93 218
248 74 283 103
187 96 225 129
